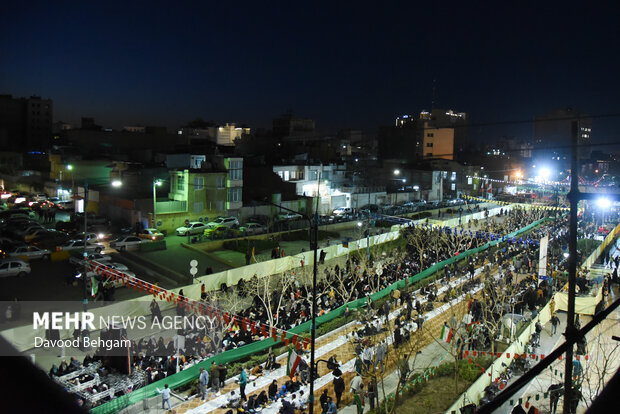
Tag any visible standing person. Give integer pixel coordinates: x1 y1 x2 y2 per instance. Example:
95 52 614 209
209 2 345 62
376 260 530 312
551 313 560 335
239 367 248 401
319 389 329 414
199 367 209 401
367 377 377 411
157 384 172 411
210 361 220 395
333 371 345 408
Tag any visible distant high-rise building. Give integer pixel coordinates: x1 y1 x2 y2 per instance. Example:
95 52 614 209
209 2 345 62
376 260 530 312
534 108 592 165
379 108 468 162
420 109 468 160
395 115 415 127
0 94 53 151
273 111 315 139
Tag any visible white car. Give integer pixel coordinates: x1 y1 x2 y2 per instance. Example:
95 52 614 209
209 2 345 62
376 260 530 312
69 252 112 266
109 236 144 251
176 221 207 236
239 222 267 235
332 207 352 216
7 245 51 260
207 217 239 229
277 212 303 221
59 240 104 253
0 259 31 277
93 262 135 277
74 232 99 242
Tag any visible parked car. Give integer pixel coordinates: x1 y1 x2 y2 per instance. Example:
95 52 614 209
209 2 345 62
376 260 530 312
138 228 165 241
6 245 51 260
239 222 267 235
92 261 135 277
203 224 229 239
59 240 104 253
207 216 240 228
55 221 79 234
54 200 74 211
69 252 112 265
277 212 303 221
73 232 102 242
71 212 109 225
176 221 208 236
332 207 353 216
0 259 31 278
29 230 71 249
33 193 47 202
109 235 145 251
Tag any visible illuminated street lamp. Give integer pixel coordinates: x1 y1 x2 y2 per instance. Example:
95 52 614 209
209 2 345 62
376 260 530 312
393 169 400 175
111 180 123 187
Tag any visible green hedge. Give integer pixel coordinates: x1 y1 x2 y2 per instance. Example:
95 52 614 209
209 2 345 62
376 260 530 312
139 240 166 252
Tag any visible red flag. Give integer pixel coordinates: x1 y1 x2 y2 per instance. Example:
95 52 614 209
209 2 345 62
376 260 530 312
285 339 289 346
224 313 230 325
292 334 298 345
242 317 248 332
303 338 310 349
585 355 589 361
261 324 267 338
272 327 277 342
281 331 286 342
251 321 257 335
464 351 469 358
473 351 477 357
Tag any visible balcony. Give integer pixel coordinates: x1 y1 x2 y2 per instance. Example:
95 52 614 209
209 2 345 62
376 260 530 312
155 200 187 214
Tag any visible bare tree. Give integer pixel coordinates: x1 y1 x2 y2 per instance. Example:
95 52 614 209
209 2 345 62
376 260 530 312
579 322 620 408
248 271 296 329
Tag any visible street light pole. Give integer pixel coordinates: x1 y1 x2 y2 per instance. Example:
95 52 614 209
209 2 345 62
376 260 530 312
153 180 162 228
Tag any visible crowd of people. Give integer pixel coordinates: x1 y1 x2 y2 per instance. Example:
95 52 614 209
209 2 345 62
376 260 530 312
49 205 611 411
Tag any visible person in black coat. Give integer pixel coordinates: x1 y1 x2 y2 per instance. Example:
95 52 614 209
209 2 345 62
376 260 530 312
333 373 345 408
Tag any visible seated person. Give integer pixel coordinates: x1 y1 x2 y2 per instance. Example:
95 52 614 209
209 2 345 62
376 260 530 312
268 380 279 401
226 390 241 408
250 363 264 378
256 390 269 406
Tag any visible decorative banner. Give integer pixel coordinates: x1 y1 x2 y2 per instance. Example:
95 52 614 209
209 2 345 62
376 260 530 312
538 235 549 284
463 350 588 361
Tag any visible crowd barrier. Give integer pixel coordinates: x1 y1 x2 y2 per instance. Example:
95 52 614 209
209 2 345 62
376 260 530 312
90 217 547 414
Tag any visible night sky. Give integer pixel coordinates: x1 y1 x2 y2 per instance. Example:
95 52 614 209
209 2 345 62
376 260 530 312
2 1 620 142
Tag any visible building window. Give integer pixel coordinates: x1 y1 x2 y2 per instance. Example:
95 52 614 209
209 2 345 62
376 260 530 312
229 160 242 180
284 171 290 181
426 152 433 157
193 177 204 190
217 176 225 189
228 187 242 202
308 170 318 180
426 142 433 147
427 132 434 137
177 175 185 191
